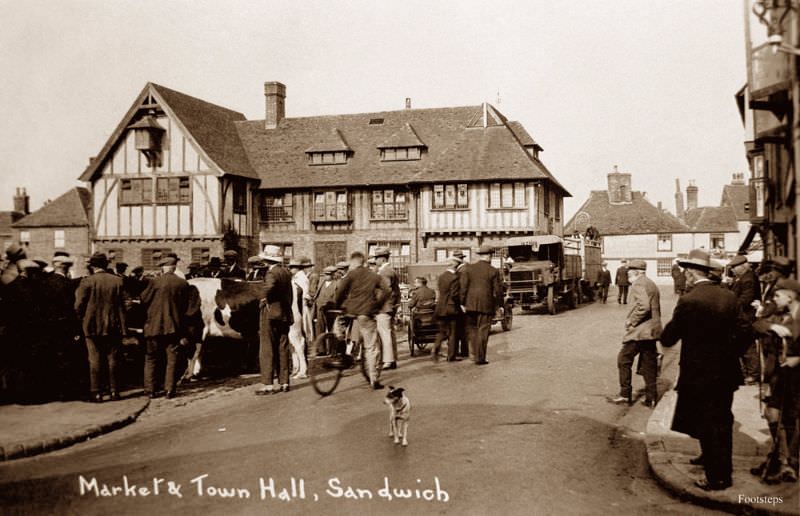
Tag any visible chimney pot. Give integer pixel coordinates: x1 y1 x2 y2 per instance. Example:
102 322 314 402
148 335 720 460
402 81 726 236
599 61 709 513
264 81 286 129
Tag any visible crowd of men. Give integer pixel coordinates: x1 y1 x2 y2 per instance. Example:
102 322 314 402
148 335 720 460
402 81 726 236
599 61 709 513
605 248 799 491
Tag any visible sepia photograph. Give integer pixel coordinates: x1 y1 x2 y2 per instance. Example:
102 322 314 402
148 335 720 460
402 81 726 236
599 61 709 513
0 1 799 514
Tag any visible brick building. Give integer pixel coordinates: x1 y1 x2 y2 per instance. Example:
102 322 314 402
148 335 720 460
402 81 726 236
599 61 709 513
11 187 92 276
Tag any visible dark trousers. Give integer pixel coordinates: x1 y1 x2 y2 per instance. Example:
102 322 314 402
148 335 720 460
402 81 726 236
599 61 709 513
617 339 658 401
259 316 291 386
617 285 629 303
598 285 609 303
466 312 492 363
433 316 458 360
699 390 735 484
144 335 181 395
741 339 760 379
456 312 469 356
85 336 120 395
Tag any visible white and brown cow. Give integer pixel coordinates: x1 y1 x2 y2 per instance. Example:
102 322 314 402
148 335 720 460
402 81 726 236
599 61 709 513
187 278 263 377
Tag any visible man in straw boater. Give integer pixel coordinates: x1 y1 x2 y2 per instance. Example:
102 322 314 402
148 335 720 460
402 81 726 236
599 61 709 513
660 249 747 491
140 254 190 399
459 245 503 365
255 245 294 395
74 252 127 402
609 259 662 407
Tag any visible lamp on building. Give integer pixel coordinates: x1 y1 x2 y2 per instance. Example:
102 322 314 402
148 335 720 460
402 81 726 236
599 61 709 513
749 150 768 222
127 113 165 168
753 0 800 54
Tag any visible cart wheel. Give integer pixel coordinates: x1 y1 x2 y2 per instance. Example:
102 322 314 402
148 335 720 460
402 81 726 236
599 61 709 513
547 285 557 315
407 321 415 357
501 304 513 331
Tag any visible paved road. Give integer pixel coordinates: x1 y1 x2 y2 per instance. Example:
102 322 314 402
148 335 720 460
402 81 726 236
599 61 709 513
0 287 722 515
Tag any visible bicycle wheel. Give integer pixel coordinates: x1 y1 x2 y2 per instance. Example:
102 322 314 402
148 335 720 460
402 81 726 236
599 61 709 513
309 333 343 396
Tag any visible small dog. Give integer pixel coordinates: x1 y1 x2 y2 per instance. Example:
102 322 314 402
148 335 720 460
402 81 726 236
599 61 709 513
384 386 411 446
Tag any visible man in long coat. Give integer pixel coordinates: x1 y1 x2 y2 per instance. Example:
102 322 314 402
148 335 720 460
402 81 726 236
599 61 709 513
140 255 189 398
727 254 762 384
453 250 469 357
660 249 744 491
74 252 127 402
433 255 462 362
615 260 630 304
460 245 503 365
255 245 294 395
611 260 661 406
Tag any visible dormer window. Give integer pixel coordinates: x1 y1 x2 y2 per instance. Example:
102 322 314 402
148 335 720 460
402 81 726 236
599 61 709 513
381 147 422 161
308 151 348 165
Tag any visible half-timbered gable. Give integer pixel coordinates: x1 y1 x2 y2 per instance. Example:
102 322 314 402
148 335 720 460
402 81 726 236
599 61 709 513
79 83 258 269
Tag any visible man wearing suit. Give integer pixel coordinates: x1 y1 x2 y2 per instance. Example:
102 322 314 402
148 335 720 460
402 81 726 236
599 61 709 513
375 247 401 370
610 260 662 407
453 250 470 357
660 249 744 491
615 260 630 304
334 251 390 389
219 250 246 279
460 245 503 365
255 245 294 395
313 266 338 354
45 254 82 399
596 262 612 304
727 254 762 385
409 277 436 310
74 252 127 402
140 255 190 399
433 255 462 362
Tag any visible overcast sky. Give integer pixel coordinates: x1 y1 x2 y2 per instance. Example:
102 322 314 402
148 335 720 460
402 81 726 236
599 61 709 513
0 0 748 220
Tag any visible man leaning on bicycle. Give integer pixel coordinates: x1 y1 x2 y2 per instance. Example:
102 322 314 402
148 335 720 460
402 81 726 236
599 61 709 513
333 251 391 390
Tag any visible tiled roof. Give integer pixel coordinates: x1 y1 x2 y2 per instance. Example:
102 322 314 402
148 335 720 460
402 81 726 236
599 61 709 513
507 120 541 149
305 129 352 153
721 184 750 221
80 83 256 181
0 211 23 236
236 105 570 194
150 84 256 179
684 206 739 233
13 187 91 228
378 123 426 148
564 190 690 236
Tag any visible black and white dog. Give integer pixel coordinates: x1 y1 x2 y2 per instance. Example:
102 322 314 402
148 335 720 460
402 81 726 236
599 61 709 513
384 386 411 446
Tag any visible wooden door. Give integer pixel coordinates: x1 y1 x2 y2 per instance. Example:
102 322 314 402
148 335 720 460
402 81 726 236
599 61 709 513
315 241 347 270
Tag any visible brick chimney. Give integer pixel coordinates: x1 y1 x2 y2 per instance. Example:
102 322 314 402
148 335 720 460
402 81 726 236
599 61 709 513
731 172 745 185
607 165 633 204
674 178 685 220
13 187 29 215
686 180 698 210
264 81 286 129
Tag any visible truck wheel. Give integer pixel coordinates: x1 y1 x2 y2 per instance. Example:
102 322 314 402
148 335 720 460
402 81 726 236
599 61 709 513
547 285 557 315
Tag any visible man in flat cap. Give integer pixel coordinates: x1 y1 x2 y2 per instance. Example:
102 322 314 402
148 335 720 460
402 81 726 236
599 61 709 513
313 265 339 355
255 245 294 394
727 254 761 385
751 278 800 483
452 250 470 357
460 245 503 365
596 262 612 304
660 249 745 491
74 252 127 402
220 249 245 279
433 254 463 362
374 247 400 370
611 259 661 407
140 255 190 399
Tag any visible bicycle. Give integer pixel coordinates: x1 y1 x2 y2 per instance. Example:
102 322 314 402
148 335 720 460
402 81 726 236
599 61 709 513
308 309 376 396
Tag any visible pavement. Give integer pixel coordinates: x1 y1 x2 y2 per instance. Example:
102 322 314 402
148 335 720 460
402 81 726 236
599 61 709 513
0 393 150 461
646 362 800 514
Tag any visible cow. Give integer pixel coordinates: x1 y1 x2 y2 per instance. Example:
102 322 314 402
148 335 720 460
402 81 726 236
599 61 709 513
187 277 262 378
